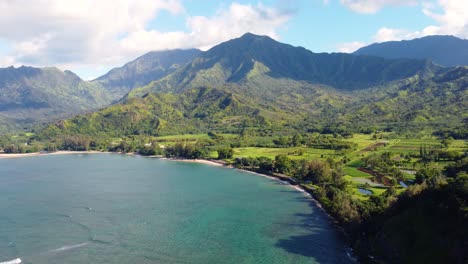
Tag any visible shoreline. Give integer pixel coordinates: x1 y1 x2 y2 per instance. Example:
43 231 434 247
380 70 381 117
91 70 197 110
164 157 354 259
160 157 227 167
0 151 314 198
162 157 339 225
0 151 331 214
0 150 111 159
0 151 355 261
0 151 328 212
160 157 312 196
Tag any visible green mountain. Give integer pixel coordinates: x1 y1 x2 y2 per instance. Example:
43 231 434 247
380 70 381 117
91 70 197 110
0 66 113 131
38 33 467 138
94 49 201 99
354 35 468 67
39 83 350 138
129 33 438 98
39 66 467 139
342 66 468 131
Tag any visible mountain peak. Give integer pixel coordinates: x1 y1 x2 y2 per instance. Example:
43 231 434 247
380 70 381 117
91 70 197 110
93 48 201 98
239 32 273 40
234 32 277 45
130 32 436 97
207 32 282 56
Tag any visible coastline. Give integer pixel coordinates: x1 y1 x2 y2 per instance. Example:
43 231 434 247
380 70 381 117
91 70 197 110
0 151 325 210
170 157 354 259
161 157 311 195
0 151 355 261
0 150 110 159
162 157 337 223
0 151 328 212
160 157 227 167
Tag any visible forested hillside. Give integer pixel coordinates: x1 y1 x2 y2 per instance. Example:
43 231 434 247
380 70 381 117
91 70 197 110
94 49 201 99
0 66 113 131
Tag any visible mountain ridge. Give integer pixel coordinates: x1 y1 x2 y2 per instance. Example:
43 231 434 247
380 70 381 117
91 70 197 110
129 33 441 98
354 35 468 66
93 49 201 99
0 65 113 131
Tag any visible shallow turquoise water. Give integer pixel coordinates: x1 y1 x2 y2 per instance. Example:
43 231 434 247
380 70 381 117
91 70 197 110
0 154 351 263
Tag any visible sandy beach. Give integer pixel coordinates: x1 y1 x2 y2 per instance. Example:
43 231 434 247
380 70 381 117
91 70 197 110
234 168 311 196
0 151 309 196
0 150 110 159
0 151 339 237
160 157 227 167
162 157 312 196
0 151 311 196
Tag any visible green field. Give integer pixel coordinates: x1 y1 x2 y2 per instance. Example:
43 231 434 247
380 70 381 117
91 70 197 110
233 147 336 160
154 133 237 141
145 133 466 199
344 166 372 178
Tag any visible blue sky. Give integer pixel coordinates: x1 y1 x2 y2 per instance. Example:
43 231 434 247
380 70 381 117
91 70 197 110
0 0 465 79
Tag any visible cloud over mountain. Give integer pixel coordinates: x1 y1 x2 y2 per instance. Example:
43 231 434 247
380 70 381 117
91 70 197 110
0 1 291 79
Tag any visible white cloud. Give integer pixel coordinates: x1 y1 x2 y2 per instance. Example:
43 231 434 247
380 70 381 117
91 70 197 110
370 0 468 43
337 0 468 52
0 0 185 77
340 0 417 14
121 3 291 52
0 1 291 79
336 41 366 52
421 0 468 38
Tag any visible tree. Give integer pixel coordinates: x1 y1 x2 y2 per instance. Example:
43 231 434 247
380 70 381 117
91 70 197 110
291 134 303 147
3 144 19 153
415 164 445 187
258 157 273 172
217 147 233 159
274 155 293 174
273 136 290 147
441 137 454 148
306 160 332 184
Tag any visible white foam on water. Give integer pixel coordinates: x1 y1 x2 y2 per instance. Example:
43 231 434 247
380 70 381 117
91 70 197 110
0 258 22 264
48 242 89 253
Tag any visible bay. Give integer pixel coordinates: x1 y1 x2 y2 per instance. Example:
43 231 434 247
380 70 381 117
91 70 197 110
0 154 351 263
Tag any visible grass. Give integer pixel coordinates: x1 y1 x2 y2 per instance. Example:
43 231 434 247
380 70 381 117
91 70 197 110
384 138 442 154
128 132 466 199
343 134 376 149
233 147 336 160
154 133 237 141
344 166 372 178
448 139 467 152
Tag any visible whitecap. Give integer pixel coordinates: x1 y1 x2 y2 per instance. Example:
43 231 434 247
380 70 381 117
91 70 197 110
0 258 22 264
49 242 88 253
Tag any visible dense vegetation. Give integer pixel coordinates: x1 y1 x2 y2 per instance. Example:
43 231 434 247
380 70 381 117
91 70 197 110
0 66 114 132
94 49 201 99
27 34 465 141
34 65 467 141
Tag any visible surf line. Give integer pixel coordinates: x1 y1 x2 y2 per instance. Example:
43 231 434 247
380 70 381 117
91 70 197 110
0 258 22 264
48 242 89 253
0 242 89 264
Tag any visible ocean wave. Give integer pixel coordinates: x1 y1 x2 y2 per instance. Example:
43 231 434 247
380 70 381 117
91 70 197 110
0 258 21 264
48 242 88 253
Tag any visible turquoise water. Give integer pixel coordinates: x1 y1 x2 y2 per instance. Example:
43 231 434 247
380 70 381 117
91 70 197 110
0 154 351 263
